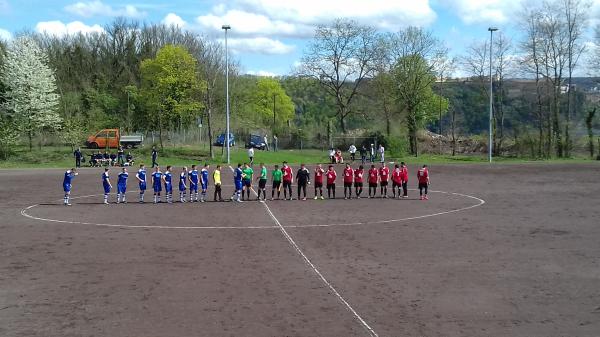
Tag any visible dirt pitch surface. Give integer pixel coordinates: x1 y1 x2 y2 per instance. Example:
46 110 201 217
1 163 599 337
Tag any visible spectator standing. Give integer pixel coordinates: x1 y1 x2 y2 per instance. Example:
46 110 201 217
264 134 269 151
370 144 376 163
273 134 278 152
248 147 255 165
359 145 367 165
151 146 158 168
378 144 385 163
73 147 82 168
348 144 357 162
117 146 125 166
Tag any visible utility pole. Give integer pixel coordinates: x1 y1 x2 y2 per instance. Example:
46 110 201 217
488 27 498 163
222 25 231 164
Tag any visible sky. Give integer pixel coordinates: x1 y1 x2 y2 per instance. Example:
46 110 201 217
1 0 599 76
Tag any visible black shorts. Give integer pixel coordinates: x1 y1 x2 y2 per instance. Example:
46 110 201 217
393 181 401 188
283 181 292 188
380 181 388 187
315 182 323 188
258 179 267 189
344 182 352 188
354 182 363 188
327 183 335 189
418 182 428 189
369 182 377 188
243 179 251 187
272 181 281 189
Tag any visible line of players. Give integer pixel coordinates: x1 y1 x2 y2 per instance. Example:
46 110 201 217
61 162 430 206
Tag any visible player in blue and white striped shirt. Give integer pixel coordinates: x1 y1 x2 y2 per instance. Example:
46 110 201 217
102 168 112 205
200 163 210 202
188 165 199 202
116 167 129 204
179 167 188 203
136 164 147 203
151 166 163 204
164 165 173 204
62 168 78 206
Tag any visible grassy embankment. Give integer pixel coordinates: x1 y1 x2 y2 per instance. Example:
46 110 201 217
0 145 597 169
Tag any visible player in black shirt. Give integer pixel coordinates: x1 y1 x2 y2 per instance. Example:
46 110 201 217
296 163 311 201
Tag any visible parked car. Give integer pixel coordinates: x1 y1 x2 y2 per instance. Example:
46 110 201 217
246 134 267 150
214 133 235 147
86 129 144 149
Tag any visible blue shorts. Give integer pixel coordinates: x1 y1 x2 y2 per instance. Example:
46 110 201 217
179 183 186 192
153 184 162 193
103 183 111 194
118 184 127 194
165 183 173 193
63 183 71 193
235 180 243 191
139 182 146 191
201 182 208 191
190 182 198 192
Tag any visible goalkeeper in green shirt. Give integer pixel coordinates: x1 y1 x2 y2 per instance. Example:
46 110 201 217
271 164 283 200
256 163 268 201
242 163 254 201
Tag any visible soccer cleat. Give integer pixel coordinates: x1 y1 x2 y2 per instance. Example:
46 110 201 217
424 195 429 200
320 196 324 200
103 201 109 205
314 196 318 200
66 203 72 206
302 197 307 201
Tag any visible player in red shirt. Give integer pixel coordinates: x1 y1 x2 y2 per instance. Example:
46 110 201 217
368 164 378 198
417 164 430 200
326 165 337 199
379 163 390 198
343 163 354 199
354 165 364 198
313 164 325 200
392 164 402 198
282 161 294 200
400 162 409 198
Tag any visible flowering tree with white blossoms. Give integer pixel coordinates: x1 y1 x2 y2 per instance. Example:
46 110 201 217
0 36 62 150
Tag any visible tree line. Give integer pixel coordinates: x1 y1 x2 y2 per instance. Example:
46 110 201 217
1 0 599 159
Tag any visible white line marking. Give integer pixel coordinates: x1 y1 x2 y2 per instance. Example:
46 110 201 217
256 188 379 336
20 187 485 231
284 190 485 228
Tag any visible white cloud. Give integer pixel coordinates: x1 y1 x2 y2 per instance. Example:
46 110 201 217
0 28 11 40
225 37 295 55
197 0 437 38
198 9 312 38
35 20 104 37
444 0 522 25
65 1 145 18
162 13 186 27
246 70 278 77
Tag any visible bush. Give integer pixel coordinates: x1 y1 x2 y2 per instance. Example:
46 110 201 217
385 136 409 158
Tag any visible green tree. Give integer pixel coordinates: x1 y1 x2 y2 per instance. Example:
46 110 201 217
388 27 448 156
140 45 205 149
249 77 294 133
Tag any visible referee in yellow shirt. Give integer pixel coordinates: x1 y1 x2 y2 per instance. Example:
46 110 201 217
213 165 223 201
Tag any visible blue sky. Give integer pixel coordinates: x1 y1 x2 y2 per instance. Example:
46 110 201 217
1 0 599 76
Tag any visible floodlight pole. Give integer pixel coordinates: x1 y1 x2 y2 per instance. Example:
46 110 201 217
222 24 231 164
488 27 498 163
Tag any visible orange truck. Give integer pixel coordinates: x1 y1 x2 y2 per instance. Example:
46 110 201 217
85 129 144 149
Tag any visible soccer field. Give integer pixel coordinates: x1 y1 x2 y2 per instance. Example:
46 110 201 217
1 164 599 336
